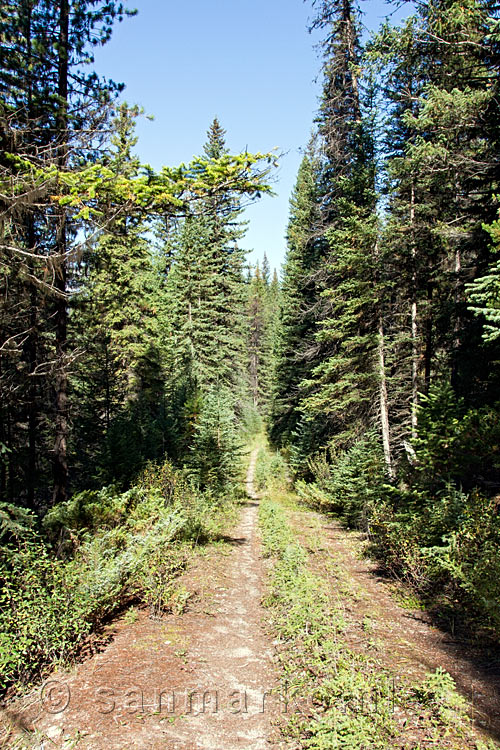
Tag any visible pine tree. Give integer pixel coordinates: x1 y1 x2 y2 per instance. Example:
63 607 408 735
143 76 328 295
297 0 385 460
0 0 133 506
201 118 249 394
163 213 221 393
186 388 241 491
468 207 500 342
271 148 325 447
247 263 276 416
160 118 252 462
262 253 271 285
1 12 276 505
374 0 500 459
71 105 164 484
164 119 249 397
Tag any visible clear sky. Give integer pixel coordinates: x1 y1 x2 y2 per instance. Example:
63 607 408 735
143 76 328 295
92 0 406 274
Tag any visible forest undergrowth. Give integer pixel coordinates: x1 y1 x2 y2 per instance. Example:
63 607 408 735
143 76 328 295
0 454 243 696
256 440 498 750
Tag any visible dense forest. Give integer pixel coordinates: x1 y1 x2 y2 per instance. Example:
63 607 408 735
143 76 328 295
1 0 500 707
273 0 500 637
0 0 277 689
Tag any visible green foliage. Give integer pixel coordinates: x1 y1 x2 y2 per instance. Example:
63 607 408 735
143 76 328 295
239 403 264 440
43 486 134 541
162 119 250 404
419 492 500 630
138 544 188 620
297 435 388 529
257 447 478 750
254 446 288 494
411 382 465 485
412 668 466 724
272 0 384 466
185 389 242 491
271 150 325 447
259 498 336 640
296 381 500 635
468 205 500 342
0 503 37 540
0 458 233 692
368 483 500 632
247 263 278 417
411 382 500 491
299 208 381 454
1 65 274 506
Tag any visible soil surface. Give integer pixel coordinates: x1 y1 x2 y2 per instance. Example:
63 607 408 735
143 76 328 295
3 450 279 750
289 507 500 745
3 455 500 749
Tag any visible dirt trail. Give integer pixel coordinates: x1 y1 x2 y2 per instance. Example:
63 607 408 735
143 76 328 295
6 450 500 749
290 508 500 744
8 449 278 750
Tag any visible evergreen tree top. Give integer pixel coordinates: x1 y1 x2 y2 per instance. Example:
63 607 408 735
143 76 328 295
203 117 228 160
262 253 270 284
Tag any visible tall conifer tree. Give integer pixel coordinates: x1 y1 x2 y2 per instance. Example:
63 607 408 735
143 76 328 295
271 148 325 447
299 0 386 459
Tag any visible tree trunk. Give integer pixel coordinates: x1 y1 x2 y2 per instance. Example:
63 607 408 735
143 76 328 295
450 246 462 391
52 0 69 505
53 256 68 505
410 180 418 440
378 320 393 478
342 0 361 121
373 240 393 478
24 0 38 508
27 230 38 509
0 360 6 499
104 337 111 431
424 283 433 395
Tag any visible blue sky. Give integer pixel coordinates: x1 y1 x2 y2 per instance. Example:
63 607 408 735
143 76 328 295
93 0 407 274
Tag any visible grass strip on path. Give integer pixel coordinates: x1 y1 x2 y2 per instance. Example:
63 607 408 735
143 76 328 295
257 445 498 750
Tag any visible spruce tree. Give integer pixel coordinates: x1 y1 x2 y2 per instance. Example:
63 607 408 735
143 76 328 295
164 119 248 393
298 0 384 459
247 263 276 416
0 0 133 506
161 118 251 460
271 148 325 447
468 208 500 342
374 0 500 459
72 105 164 484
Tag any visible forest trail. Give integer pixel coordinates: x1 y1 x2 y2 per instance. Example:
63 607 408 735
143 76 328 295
304 516 500 740
8 448 278 750
5 447 500 749
277 500 500 747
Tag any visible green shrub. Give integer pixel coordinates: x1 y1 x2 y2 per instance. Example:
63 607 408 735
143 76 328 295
411 382 500 491
258 455 481 750
185 388 242 491
0 457 233 692
0 503 37 541
368 488 500 632
294 386 500 637
254 446 288 493
42 485 140 554
412 667 466 724
297 433 388 530
239 403 263 439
